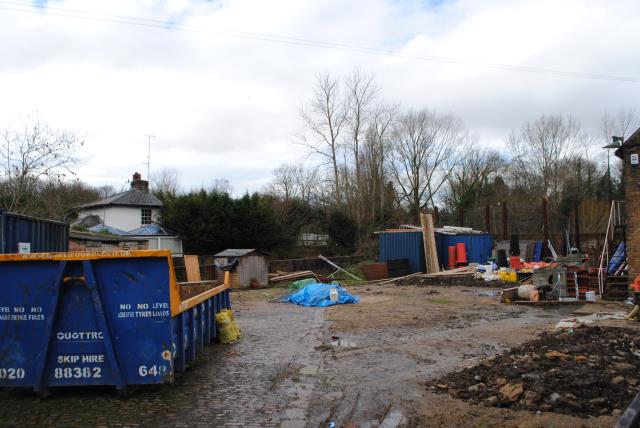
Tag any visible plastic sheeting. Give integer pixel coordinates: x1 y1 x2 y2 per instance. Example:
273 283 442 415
282 283 360 307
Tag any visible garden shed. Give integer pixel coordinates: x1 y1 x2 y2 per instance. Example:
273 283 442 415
214 248 269 289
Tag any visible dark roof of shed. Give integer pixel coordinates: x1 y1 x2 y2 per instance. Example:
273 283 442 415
214 249 268 257
75 189 163 210
615 127 640 158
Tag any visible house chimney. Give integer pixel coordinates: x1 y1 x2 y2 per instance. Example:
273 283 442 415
131 172 149 192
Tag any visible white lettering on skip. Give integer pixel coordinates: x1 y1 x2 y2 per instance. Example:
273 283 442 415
56 331 104 340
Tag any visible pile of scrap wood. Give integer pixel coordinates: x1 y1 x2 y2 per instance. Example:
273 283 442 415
268 270 320 283
376 266 475 285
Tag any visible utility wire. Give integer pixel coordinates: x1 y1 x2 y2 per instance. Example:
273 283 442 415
0 0 638 83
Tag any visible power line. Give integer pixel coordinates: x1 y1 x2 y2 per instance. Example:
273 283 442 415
0 0 638 83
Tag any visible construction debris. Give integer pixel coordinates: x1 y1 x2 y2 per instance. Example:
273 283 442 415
319 254 363 281
428 326 640 417
269 270 320 283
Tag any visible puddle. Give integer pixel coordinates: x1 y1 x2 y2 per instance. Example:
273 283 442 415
555 311 627 328
329 338 357 348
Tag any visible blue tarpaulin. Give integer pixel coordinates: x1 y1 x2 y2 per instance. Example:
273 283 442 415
282 283 360 307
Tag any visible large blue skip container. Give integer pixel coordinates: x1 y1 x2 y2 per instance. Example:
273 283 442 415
0 250 230 393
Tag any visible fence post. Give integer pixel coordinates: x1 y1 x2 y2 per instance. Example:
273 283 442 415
542 197 549 257
574 202 581 252
485 204 491 234
458 206 464 227
502 200 508 240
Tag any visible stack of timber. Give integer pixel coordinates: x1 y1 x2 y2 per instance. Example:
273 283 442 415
269 270 320 283
420 212 439 274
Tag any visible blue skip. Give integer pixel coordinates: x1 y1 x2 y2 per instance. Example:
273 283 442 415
0 250 231 394
282 283 360 307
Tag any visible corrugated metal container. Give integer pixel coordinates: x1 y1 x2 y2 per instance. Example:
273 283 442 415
378 230 425 274
0 211 69 253
0 250 231 393
435 233 494 267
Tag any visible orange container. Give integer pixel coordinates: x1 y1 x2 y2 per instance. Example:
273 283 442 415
447 246 457 269
509 256 523 270
455 243 468 266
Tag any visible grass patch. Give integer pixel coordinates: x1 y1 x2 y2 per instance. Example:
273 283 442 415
427 298 452 305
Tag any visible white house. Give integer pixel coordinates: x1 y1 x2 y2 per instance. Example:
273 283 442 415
73 172 183 255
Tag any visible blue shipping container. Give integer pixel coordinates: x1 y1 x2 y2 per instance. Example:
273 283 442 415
435 233 494 267
0 250 230 393
379 231 425 273
0 211 69 253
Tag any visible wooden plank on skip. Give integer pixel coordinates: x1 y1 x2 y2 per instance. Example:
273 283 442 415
183 255 202 282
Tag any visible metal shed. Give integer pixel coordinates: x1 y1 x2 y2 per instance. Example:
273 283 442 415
378 230 426 274
214 249 269 289
0 211 69 254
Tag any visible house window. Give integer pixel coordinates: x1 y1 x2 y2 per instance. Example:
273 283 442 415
141 208 152 225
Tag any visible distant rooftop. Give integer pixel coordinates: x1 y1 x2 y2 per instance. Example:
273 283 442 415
75 172 163 210
129 224 174 236
214 249 267 257
88 223 131 236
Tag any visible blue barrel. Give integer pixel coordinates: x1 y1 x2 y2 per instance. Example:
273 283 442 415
0 250 230 393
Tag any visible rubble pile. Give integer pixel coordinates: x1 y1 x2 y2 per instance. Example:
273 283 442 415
428 326 640 417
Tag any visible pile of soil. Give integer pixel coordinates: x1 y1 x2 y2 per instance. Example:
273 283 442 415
427 325 640 417
180 281 219 300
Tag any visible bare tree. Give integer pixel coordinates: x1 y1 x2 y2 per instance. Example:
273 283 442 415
300 72 347 202
601 108 638 142
389 109 464 222
151 167 181 196
344 70 378 206
508 114 586 201
362 103 397 223
293 164 322 205
268 163 298 202
96 184 117 198
443 144 507 209
1 117 84 213
210 178 232 194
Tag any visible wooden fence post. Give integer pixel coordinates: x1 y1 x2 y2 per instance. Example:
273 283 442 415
574 202 581 252
502 200 508 240
485 204 491 234
542 197 549 257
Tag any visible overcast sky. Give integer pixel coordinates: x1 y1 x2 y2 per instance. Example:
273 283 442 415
1 0 639 194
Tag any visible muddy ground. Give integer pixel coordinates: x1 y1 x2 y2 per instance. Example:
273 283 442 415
306 284 635 427
1 282 636 427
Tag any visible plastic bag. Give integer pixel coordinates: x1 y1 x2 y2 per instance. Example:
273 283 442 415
216 309 241 343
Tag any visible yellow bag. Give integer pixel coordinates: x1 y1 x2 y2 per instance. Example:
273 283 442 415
216 310 241 343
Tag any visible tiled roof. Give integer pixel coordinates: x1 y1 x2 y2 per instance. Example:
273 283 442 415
76 190 163 210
